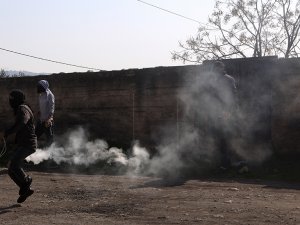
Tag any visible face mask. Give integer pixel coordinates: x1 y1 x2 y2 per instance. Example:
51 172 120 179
9 96 16 108
9 90 25 109
37 85 46 93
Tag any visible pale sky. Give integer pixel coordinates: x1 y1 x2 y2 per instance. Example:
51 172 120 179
0 0 215 73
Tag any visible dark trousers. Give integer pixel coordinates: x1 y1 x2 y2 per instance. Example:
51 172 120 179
208 123 232 168
216 131 231 168
35 120 54 147
8 147 34 190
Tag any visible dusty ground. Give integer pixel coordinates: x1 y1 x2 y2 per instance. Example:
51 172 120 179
0 170 299 225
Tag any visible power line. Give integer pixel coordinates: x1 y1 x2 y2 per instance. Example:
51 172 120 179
137 0 210 27
0 47 102 71
137 1 242 37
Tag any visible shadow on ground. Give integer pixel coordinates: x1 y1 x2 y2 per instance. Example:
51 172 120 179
0 204 21 215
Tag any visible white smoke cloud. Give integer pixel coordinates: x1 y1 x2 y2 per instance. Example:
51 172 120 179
26 149 51 165
26 128 126 166
26 127 151 175
143 66 273 178
126 144 150 175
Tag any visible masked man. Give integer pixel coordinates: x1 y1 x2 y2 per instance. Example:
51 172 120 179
36 80 55 147
211 61 237 169
4 90 37 203
197 61 237 170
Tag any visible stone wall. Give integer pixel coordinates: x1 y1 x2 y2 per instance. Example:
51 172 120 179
0 57 300 154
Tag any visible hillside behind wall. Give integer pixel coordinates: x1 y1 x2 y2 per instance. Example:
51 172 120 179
0 57 300 155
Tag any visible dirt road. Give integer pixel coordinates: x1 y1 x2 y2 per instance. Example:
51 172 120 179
0 171 299 225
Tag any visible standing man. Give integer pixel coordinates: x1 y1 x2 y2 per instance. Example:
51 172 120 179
202 61 237 170
36 80 55 147
3 90 37 203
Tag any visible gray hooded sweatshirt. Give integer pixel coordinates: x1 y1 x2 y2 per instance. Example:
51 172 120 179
38 80 55 122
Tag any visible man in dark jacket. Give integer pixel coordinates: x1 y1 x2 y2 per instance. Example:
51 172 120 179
213 61 237 169
210 61 237 169
3 90 37 203
198 61 237 169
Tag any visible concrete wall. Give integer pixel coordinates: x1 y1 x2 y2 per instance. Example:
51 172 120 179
0 57 300 154
0 66 196 149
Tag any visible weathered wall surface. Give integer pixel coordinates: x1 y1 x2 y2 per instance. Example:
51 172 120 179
0 57 299 154
0 66 197 149
271 58 300 154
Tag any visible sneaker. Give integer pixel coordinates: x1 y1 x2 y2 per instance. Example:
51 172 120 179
17 188 34 203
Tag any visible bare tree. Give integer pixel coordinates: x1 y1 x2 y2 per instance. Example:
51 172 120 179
172 0 300 63
18 71 25 77
275 0 300 57
10 71 26 77
0 69 7 78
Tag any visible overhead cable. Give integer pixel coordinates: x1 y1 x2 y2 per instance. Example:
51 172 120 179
137 0 212 27
0 47 101 71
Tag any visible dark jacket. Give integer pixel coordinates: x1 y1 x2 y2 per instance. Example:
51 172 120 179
196 72 237 131
5 104 37 150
